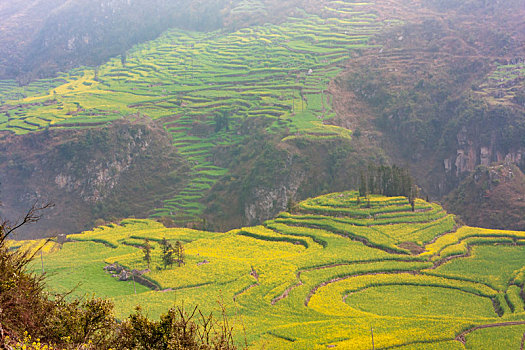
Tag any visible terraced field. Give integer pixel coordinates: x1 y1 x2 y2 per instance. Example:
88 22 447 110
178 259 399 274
17 191 525 349
476 60 525 106
0 0 392 224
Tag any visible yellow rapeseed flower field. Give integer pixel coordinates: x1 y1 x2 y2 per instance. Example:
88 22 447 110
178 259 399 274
14 191 525 349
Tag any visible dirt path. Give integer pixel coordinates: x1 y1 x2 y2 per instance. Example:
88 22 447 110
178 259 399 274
272 277 302 305
430 245 472 269
233 283 259 301
455 321 525 345
271 258 418 305
305 270 419 306
233 268 260 301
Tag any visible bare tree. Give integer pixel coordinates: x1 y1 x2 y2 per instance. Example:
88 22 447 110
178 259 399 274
0 202 54 245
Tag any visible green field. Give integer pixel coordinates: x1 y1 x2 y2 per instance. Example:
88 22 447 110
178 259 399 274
476 61 525 105
15 191 525 349
0 0 390 224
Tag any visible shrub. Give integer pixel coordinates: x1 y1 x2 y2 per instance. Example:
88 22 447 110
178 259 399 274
0 204 238 350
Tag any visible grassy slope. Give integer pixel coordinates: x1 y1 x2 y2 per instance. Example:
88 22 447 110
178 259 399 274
16 192 525 349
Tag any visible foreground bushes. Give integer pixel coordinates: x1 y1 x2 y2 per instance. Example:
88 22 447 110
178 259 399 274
0 205 237 350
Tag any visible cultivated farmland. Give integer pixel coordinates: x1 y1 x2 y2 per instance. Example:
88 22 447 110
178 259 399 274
17 191 525 349
0 0 392 224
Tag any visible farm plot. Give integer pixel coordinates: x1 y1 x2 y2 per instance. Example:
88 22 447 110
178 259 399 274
272 192 453 254
16 191 525 348
476 61 525 106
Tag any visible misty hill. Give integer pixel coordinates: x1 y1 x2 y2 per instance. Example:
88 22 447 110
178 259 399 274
0 0 226 82
0 0 524 237
0 0 332 83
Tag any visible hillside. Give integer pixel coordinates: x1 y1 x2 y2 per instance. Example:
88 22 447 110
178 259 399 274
15 192 525 349
0 0 391 235
0 119 190 238
0 0 524 235
0 0 351 82
0 0 227 82
444 164 525 231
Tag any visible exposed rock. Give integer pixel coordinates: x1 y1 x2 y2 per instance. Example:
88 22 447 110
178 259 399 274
250 267 259 281
104 263 123 274
131 269 150 276
445 164 525 230
480 147 491 166
56 234 68 244
119 270 131 281
0 120 189 239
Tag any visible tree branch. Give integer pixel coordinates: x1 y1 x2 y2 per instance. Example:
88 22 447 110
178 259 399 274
0 202 54 245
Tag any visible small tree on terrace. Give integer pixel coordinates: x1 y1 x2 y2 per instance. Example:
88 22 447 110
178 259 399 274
214 110 230 132
142 238 152 269
359 170 368 197
160 238 174 269
174 240 184 267
408 184 420 212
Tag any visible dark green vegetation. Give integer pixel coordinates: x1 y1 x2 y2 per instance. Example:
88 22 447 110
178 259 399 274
358 164 416 199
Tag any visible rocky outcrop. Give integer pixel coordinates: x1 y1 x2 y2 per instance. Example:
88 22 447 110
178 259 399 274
444 164 525 231
443 126 525 178
244 166 305 225
104 263 157 290
0 120 189 239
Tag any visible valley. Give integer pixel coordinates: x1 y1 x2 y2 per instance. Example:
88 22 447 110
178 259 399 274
1 0 391 231
0 1 524 347
1 0 524 234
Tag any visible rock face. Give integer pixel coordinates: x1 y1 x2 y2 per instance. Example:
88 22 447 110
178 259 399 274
439 122 525 199
0 120 189 238
444 164 525 231
244 166 305 225
445 126 525 177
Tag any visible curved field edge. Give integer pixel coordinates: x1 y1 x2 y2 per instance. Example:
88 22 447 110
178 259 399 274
12 191 524 349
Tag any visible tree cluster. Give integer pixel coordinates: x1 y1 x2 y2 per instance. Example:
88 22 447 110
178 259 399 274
359 164 419 209
214 111 230 133
159 238 184 269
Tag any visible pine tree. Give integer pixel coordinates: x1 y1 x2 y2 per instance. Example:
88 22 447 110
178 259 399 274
286 197 296 213
360 164 415 198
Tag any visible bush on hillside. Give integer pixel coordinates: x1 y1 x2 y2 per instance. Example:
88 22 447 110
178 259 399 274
0 203 237 349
